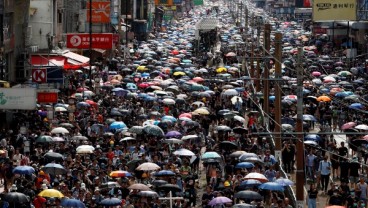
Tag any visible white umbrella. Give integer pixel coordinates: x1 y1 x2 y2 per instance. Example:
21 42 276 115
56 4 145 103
173 148 195 156
231 96 243 104
222 89 238 96
162 98 176 105
76 145 95 154
54 107 67 112
136 162 160 171
182 135 199 140
120 137 136 142
355 124 368 131
51 127 69 134
233 115 246 124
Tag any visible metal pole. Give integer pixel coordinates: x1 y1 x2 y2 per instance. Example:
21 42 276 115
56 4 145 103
274 32 282 153
89 0 93 88
255 59 260 92
296 47 305 208
263 24 271 126
245 6 248 31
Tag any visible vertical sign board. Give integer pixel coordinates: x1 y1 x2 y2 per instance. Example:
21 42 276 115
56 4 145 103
0 88 37 110
86 2 111 23
313 0 357 21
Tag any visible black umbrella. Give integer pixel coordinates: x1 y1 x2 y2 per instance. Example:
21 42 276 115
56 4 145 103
219 141 238 150
151 180 168 187
158 184 181 192
234 190 263 200
4 192 30 204
232 127 248 134
44 152 64 162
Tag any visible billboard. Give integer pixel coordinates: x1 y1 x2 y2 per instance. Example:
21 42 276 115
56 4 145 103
37 92 58 103
66 33 114 49
86 2 111 23
31 67 64 84
313 0 357 21
0 88 37 110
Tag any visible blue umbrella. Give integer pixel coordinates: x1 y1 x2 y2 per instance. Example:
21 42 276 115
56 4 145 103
161 116 177 123
76 102 90 108
335 91 352 98
235 162 255 169
304 134 321 141
275 178 294 186
269 96 275 101
302 114 317 121
239 179 262 188
349 103 364 110
61 199 85 208
99 197 121 206
112 87 124 92
154 170 176 176
259 182 284 191
109 121 127 130
126 83 137 90
202 152 221 160
13 166 35 175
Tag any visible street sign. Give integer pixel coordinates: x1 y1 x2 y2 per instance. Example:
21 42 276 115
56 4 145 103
32 68 47 83
66 33 114 49
37 92 58 103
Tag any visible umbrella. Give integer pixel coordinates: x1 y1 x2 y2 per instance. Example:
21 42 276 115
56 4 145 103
173 148 195 156
128 126 144 134
120 137 136 142
238 179 262 188
304 140 318 146
61 199 85 208
42 163 67 175
219 141 238 150
44 152 64 162
59 123 73 128
158 184 182 192
154 170 176 176
152 180 168 187
259 182 284 191
143 125 165 137
163 138 184 144
208 196 232 206
110 121 127 130
244 173 268 183
100 182 120 189
162 98 176 105
234 190 263 200
216 125 232 132
355 124 368 130
13 166 35 175
235 162 255 169
239 153 258 161
232 127 248 134
4 192 30 204
128 183 152 191
316 95 331 102
304 134 321 141
232 203 254 208
38 189 64 198
325 206 345 208
302 114 317 121
182 135 199 140
231 96 243 104
36 135 54 143
275 178 294 186
99 197 122 207
341 122 356 130
76 145 95 154
165 131 182 138
349 103 364 110
52 137 65 142
193 108 210 115
50 127 69 134
136 162 160 171
229 151 247 158
138 191 159 198
202 151 221 160
109 170 132 178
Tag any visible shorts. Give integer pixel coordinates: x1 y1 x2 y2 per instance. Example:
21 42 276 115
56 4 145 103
349 176 359 184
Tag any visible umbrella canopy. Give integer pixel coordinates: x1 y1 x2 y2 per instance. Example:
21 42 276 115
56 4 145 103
76 145 95 154
38 189 64 198
165 130 182 138
238 179 262 189
61 199 86 208
136 162 161 171
50 127 69 134
173 148 195 156
341 122 356 130
109 170 132 178
13 166 35 175
208 196 232 206
154 170 176 177
99 197 122 206
158 184 182 192
44 152 65 162
4 192 30 204
202 151 221 160
138 191 159 198
232 203 254 208
235 162 255 169
100 182 120 189
259 182 285 191
355 124 368 130
143 125 165 136
274 178 294 186
234 190 263 200
41 163 67 175
36 135 54 143
128 183 152 191
229 151 247 158
244 172 268 183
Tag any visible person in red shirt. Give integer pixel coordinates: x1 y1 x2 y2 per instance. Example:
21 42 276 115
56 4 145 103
106 148 114 161
33 196 46 208
164 105 169 115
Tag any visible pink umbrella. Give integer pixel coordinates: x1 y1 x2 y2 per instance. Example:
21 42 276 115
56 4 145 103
192 77 204 82
179 113 192 119
363 135 368 140
312 71 321 77
138 83 150 88
341 122 357 130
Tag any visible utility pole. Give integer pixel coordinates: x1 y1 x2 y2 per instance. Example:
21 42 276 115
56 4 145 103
274 33 282 158
263 24 271 126
296 47 305 208
245 6 248 31
89 0 93 88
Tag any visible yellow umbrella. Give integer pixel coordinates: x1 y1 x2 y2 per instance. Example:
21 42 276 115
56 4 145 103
137 66 148 71
173 72 186 76
193 108 210 115
216 67 227 73
38 189 64 198
316 95 331 102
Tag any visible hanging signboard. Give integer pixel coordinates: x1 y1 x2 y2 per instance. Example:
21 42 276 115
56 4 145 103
313 0 357 21
37 92 58 103
86 2 111 23
0 88 37 110
66 33 114 49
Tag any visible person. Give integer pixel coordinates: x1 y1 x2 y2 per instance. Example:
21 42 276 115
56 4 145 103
202 186 214 208
307 183 318 208
328 189 343 206
356 176 368 204
349 157 361 189
306 149 317 180
319 155 331 193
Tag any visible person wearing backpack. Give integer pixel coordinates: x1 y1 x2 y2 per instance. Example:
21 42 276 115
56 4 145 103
319 155 332 193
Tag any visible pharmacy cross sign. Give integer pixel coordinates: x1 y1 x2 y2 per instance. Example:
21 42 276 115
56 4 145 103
32 68 47 83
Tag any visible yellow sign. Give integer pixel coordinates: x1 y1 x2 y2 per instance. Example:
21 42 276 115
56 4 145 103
313 0 357 21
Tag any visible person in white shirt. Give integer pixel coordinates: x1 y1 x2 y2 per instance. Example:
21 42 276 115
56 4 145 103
12 148 23 166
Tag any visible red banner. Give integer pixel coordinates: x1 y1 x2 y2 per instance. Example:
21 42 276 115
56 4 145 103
86 2 111 23
66 33 113 49
37 92 58 103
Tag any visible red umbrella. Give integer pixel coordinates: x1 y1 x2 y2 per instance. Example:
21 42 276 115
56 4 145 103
76 87 89 92
192 77 204 82
138 83 150 88
171 50 179 55
85 100 98 108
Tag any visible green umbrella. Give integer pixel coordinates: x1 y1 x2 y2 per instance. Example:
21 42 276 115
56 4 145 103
36 135 54 143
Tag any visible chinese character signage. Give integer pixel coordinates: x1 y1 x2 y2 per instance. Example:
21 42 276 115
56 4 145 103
0 88 37 110
86 2 111 23
66 33 114 49
313 0 357 21
37 92 58 103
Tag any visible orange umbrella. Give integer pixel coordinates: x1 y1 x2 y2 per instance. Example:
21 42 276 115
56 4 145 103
109 170 132 178
316 95 331 102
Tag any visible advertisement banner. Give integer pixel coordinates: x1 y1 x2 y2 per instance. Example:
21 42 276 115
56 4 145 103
313 0 357 21
37 92 58 103
0 88 37 110
86 2 111 23
66 33 114 49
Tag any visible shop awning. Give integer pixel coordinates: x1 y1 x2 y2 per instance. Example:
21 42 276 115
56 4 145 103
31 55 66 67
61 51 90 65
